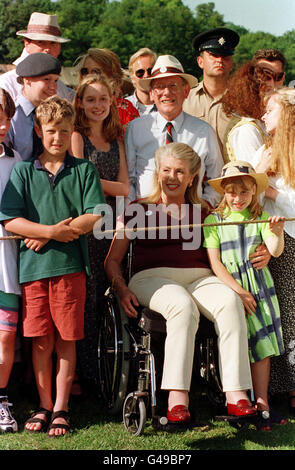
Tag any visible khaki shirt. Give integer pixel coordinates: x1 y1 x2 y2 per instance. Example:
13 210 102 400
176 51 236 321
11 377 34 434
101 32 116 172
183 82 230 162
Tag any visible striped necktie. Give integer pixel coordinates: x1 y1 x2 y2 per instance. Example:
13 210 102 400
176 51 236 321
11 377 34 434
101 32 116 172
166 122 173 144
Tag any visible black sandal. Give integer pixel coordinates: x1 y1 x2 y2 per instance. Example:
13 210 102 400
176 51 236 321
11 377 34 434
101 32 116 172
25 408 52 433
48 410 70 437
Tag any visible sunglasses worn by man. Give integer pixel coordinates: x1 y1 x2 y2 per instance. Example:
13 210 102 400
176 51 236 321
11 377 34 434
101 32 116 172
135 67 152 78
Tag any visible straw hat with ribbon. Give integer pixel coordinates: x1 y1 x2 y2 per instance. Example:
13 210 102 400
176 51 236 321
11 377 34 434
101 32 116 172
139 55 198 91
208 160 269 196
16 12 70 43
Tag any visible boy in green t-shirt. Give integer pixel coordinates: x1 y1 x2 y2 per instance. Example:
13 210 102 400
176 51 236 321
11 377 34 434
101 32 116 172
0 96 105 437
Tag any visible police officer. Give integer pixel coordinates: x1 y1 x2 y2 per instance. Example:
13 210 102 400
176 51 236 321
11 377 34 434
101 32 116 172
183 28 239 161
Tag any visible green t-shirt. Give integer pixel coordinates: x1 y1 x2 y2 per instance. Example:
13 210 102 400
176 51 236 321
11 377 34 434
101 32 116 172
0 153 106 283
203 208 273 253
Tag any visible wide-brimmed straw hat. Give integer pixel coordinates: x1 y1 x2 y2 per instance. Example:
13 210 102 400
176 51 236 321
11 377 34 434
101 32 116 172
140 55 198 91
16 12 70 43
208 160 269 195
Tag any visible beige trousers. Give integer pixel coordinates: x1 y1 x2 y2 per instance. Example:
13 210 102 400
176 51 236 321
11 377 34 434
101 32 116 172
129 267 252 392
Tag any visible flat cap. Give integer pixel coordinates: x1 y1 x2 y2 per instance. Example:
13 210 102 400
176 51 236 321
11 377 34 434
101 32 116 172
16 52 61 78
193 28 239 56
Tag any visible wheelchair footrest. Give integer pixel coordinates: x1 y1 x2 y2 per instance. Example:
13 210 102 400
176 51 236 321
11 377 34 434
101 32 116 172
152 415 210 432
214 413 257 429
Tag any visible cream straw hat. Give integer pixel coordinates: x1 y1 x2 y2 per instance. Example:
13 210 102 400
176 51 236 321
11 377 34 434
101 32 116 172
208 160 269 195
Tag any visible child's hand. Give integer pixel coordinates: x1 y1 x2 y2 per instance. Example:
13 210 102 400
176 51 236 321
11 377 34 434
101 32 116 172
24 237 49 252
238 289 256 315
51 217 83 242
268 216 285 236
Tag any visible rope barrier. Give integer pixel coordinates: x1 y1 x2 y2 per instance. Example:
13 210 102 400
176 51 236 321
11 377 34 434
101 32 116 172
1 217 293 240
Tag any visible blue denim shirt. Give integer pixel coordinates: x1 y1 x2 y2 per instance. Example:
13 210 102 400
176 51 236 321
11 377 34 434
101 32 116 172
8 93 35 161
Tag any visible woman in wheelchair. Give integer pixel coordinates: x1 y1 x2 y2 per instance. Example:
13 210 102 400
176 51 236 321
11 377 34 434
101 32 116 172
105 142 256 424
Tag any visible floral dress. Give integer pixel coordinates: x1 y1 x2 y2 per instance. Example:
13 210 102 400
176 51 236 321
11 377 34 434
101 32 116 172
203 208 284 363
76 136 120 382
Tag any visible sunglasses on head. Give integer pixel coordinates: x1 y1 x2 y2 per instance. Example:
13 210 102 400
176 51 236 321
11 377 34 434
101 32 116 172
258 67 284 82
221 165 251 177
80 67 102 76
135 67 152 78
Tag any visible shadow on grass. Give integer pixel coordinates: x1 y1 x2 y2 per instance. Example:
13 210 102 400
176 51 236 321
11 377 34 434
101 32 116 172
7 362 295 451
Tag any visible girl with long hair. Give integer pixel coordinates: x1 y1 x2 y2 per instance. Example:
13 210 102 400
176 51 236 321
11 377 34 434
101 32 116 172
71 74 129 390
254 87 295 414
204 160 286 430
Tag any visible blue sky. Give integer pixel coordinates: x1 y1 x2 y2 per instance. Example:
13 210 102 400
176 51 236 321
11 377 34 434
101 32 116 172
183 0 295 36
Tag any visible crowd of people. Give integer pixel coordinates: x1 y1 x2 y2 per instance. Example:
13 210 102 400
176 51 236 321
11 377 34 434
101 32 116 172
0 11 294 437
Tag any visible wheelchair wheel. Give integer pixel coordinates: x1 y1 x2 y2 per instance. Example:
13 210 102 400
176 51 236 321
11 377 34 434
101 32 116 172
199 337 225 410
123 392 147 436
98 288 130 415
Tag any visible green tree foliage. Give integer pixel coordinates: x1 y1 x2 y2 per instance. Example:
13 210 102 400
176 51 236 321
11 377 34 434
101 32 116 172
90 0 198 75
0 0 294 84
0 0 54 63
54 0 107 66
194 2 225 34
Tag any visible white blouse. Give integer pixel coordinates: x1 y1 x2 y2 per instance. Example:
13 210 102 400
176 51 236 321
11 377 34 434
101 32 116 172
254 145 295 239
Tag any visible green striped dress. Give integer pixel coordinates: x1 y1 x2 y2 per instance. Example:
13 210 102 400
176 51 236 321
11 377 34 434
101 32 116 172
203 208 284 363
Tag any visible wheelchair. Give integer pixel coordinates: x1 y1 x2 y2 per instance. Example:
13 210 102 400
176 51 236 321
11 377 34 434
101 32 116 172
97 245 230 436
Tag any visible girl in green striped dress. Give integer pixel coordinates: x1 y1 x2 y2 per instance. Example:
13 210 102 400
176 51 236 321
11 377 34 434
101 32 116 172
203 160 285 429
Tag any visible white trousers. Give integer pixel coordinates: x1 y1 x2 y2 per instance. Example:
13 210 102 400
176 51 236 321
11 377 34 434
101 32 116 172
129 267 252 392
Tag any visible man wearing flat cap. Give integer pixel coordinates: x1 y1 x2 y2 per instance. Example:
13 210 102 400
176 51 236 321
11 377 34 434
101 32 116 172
0 12 73 103
8 53 61 161
125 54 223 207
183 28 239 161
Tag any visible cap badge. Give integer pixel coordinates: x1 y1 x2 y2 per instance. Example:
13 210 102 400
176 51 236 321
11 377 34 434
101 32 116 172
160 66 167 73
218 37 226 45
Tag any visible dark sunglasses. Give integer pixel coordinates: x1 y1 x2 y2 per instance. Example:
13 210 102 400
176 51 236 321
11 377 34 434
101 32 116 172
80 67 102 76
221 165 251 177
135 67 152 78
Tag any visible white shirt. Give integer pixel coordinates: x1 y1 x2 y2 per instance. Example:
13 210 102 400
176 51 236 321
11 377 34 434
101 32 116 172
0 145 22 294
226 117 268 163
124 110 223 207
254 145 295 239
126 92 157 116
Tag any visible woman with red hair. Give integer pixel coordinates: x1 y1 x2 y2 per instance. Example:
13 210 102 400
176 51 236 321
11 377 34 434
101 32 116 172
222 60 277 163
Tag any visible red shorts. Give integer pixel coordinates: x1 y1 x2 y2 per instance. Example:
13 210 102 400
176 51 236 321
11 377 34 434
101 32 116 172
22 271 86 340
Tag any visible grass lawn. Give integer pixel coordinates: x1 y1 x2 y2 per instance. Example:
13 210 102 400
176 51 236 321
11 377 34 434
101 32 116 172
1 365 294 455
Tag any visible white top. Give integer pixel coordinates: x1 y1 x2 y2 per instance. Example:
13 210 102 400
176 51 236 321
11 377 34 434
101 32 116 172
124 110 223 207
254 145 295 239
126 92 157 116
227 117 267 164
0 145 22 294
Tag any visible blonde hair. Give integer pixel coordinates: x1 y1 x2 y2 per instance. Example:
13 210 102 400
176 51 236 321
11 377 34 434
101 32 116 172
0 88 15 118
128 48 157 76
77 48 123 89
214 175 262 220
265 87 295 189
73 74 122 142
142 142 204 205
35 95 75 128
